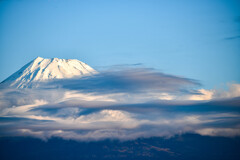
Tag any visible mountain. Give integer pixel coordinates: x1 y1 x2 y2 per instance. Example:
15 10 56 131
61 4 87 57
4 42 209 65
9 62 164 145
0 57 97 88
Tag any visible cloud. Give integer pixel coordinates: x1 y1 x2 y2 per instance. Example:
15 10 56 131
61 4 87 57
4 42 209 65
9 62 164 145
0 67 240 141
213 83 240 99
43 67 200 95
196 128 240 137
0 88 239 141
2 108 239 141
224 35 240 40
181 83 240 101
181 89 214 101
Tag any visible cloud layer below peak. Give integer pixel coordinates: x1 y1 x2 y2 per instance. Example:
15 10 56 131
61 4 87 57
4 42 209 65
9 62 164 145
0 67 240 141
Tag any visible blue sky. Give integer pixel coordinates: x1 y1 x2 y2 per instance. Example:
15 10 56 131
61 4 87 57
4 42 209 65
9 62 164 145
0 0 239 88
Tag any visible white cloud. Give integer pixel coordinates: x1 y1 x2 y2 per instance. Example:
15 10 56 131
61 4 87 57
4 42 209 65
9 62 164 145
182 83 240 101
195 128 240 137
0 99 47 116
63 91 116 102
187 89 214 101
213 83 240 99
0 78 240 141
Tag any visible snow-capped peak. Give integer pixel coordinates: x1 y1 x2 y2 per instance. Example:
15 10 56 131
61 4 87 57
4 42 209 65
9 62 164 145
1 57 97 88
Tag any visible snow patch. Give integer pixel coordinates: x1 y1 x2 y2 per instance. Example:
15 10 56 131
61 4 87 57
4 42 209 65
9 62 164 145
0 57 97 88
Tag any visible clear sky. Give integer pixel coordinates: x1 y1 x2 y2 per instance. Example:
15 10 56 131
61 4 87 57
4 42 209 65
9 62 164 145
0 0 239 88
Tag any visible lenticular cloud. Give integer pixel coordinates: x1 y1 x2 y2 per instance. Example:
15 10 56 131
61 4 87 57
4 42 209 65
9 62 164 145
0 57 240 141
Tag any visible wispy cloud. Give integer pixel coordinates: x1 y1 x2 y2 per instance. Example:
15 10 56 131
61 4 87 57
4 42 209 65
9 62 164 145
224 35 240 40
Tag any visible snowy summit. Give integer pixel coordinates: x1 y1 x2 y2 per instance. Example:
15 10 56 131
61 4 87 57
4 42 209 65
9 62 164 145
1 57 97 88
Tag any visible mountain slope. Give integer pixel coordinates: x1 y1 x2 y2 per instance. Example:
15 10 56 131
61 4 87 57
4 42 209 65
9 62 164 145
1 57 97 88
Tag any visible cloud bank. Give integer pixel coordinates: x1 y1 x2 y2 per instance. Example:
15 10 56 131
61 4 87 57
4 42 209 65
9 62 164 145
0 67 240 141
